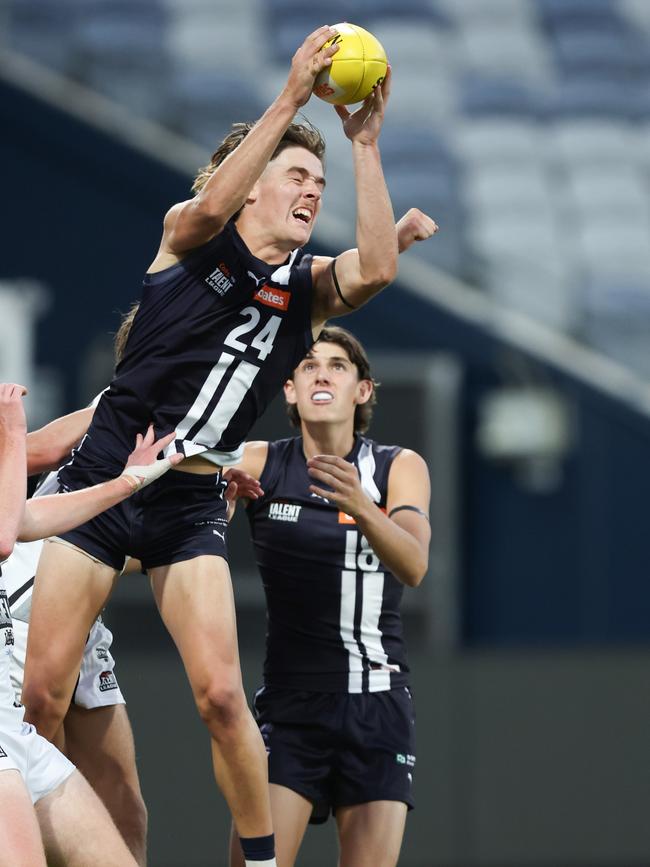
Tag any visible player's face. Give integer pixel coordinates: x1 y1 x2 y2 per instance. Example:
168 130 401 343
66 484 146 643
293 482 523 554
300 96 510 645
255 146 325 246
285 342 372 427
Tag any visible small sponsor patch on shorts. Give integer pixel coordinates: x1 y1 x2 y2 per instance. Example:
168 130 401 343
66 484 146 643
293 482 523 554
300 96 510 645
0 745 7 758
396 753 416 767
98 671 118 692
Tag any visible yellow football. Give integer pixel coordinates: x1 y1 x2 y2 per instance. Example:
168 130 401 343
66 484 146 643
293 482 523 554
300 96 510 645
313 22 388 106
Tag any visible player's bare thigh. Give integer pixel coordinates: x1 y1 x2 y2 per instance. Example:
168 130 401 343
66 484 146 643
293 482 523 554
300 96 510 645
336 801 408 867
36 770 138 867
0 770 47 867
229 784 312 867
22 540 119 739
148 555 241 685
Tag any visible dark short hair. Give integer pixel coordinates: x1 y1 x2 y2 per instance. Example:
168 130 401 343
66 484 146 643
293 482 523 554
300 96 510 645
287 326 378 434
192 120 326 196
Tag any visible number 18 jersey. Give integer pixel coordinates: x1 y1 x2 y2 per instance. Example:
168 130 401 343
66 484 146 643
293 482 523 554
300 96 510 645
62 220 314 480
247 436 410 694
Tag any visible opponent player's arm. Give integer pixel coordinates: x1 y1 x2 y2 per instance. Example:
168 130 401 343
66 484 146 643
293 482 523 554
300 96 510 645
26 406 94 475
159 27 340 257
0 383 28 559
17 428 183 543
311 70 398 327
307 449 431 587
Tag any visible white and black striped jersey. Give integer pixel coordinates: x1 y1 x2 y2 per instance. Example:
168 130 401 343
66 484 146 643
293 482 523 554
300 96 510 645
62 220 314 480
0 569 20 723
1 472 57 623
246 436 409 694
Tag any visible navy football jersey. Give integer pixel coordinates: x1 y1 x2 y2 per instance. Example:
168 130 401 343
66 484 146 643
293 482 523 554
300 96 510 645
63 220 314 478
247 436 410 693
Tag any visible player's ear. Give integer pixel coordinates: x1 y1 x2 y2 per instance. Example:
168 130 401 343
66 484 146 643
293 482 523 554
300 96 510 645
355 379 373 405
284 378 297 405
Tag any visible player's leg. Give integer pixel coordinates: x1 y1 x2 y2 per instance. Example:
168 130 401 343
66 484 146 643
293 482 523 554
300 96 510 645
149 555 272 838
0 770 47 867
35 769 138 866
22 541 119 744
64 704 147 866
336 801 407 867
230 784 313 867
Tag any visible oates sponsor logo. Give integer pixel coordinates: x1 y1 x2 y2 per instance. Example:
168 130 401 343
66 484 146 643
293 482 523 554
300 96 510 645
253 285 291 311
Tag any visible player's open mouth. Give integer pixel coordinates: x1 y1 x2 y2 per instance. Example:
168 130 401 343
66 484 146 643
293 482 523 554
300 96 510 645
311 391 333 403
292 208 311 224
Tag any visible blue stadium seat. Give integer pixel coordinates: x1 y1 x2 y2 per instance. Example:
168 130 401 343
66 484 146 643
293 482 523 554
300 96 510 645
460 75 542 118
165 69 266 148
544 76 645 120
551 30 650 80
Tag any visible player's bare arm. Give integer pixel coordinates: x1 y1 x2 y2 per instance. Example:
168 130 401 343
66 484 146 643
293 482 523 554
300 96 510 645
26 406 94 476
18 427 183 542
311 69 398 327
150 26 340 270
307 448 431 587
0 382 28 558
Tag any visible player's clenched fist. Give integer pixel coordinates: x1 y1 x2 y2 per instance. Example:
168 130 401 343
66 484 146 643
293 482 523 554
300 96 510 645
396 208 439 254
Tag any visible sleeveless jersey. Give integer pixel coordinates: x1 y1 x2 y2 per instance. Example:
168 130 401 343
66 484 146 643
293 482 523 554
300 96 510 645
2 472 59 623
246 436 410 693
62 220 314 478
0 568 23 727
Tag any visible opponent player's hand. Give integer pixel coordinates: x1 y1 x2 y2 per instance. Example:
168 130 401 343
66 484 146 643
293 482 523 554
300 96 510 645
396 208 439 253
222 467 264 522
306 454 371 519
121 425 184 492
0 383 28 434
334 65 391 146
283 25 340 109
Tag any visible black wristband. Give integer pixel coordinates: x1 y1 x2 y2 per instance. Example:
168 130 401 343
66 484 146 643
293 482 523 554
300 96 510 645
332 258 357 310
388 505 429 521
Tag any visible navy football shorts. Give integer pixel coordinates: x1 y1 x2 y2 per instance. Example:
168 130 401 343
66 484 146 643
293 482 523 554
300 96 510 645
57 467 229 572
253 685 416 823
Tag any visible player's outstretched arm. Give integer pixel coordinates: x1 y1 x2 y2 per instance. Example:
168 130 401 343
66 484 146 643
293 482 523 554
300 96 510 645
157 27 340 259
0 383 28 559
18 427 183 543
307 448 431 587
311 69 398 326
26 406 95 476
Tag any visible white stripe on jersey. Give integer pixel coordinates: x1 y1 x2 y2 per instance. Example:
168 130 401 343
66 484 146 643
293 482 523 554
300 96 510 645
174 352 235 442
360 572 399 692
340 570 364 693
172 352 261 455
357 441 381 503
270 250 299 285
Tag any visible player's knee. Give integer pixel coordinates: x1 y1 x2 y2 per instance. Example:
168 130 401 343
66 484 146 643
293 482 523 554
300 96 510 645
195 678 247 732
21 679 67 730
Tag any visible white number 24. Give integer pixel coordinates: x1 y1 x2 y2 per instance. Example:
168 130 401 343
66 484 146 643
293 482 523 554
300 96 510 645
224 306 281 361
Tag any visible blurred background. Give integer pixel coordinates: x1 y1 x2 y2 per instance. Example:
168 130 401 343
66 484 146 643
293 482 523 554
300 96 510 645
1 0 650 864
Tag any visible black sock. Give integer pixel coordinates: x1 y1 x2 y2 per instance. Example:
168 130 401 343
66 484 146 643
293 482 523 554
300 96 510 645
239 833 275 864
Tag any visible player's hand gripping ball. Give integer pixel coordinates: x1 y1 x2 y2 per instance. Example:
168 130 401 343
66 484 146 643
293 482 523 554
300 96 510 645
313 22 387 105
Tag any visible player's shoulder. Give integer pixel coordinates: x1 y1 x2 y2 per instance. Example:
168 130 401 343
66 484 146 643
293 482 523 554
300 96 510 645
386 447 430 489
